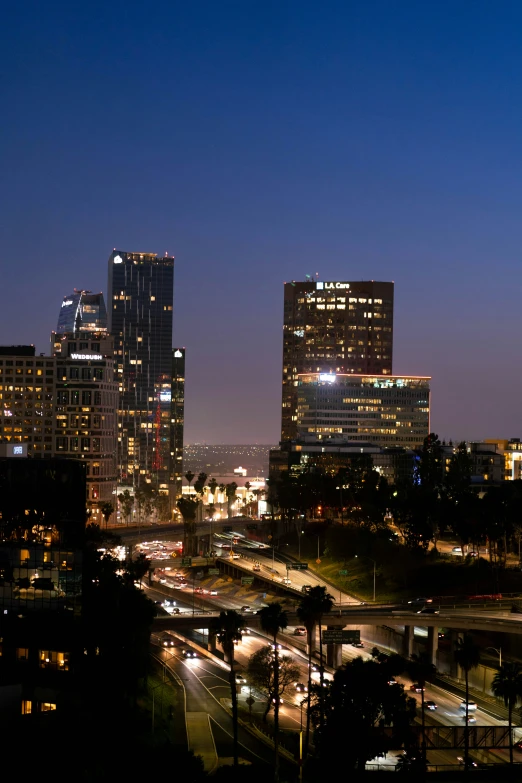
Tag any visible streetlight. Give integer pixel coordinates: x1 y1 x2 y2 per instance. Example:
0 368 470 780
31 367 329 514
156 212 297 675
486 646 502 667
355 555 377 602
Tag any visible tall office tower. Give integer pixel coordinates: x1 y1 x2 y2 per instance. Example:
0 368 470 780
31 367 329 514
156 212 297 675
107 250 175 494
170 348 185 501
0 346 56 458
56 290 107 335
281 279 394 440
52 331 118 518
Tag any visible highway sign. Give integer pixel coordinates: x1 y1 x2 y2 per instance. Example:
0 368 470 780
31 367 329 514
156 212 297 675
241 576 254 586
181 557 192 566
288 562 308 571
339 569 348 576
208 568 219 575
222 525 233 533
322 629 361 645
246 523 258 531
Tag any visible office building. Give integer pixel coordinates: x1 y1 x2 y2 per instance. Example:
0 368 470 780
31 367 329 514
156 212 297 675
0 346 55 458
52 331 118 516
296 372 430 450
269 434 416 486
107 250 175 495
170 348 185 502
282 279 394 439
0 456 85 718
56 290 107 335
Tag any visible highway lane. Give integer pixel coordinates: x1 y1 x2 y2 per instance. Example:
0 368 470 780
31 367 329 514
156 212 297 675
152 637 295 773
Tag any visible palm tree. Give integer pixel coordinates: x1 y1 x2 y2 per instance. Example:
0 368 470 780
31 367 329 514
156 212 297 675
98 501 114 528
177 497 199 556
454 634 480 770
117 489 134 525
258 603 288 781
225 482 238 519
218 483 226 518
408 652 436 767
185 470 195 494
210 610 244 767
492 662 522 764
297 585 334 756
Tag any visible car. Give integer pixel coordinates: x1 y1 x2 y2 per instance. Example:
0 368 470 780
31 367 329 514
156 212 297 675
452 546 463 554
271 643 283 651
171 607 180 614
241 605 250 612
163 639 175 647
294 627 306 636
240 628 251 635
183 649 197 658
178 581 188 588
231 554 240 560
209 589 218 596
424 700 438 710
253 564 261 572
407 597 432 605
310 663 323 673
514 740 522 752
235 673 247 684
295 682 308 692
460 700 477 711
417 607 439 614
194 587 204 594
463 715 477 724
352 641 364 648
410 683 425 693
388 678 398 686
271 697 284 705
457 757 478 768
282 578 291 585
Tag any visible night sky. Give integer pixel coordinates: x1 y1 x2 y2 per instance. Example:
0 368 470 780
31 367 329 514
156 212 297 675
3 1 522 444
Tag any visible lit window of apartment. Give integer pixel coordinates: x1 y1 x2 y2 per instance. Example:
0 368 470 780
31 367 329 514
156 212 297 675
17 647 29 661
39 650 70 671
21 700 32 715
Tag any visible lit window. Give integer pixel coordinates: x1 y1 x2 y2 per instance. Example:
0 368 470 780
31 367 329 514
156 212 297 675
21 700 32 715
39 650 70 671
17 647 29 661
40 703 57 712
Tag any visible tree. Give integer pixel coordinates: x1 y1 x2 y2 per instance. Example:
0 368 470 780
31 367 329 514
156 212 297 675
117 489 134 525
247 644 300 719
310 657 416 772
177 497 199 556
407 653 436 768
185 471 195 490
209 610 244 767
492 662 522 764
99 501 114 528
258 603 289 780
225 482 238 519
194 472 208 496
454 634 480 770
153 492 169 522
297 585 334 756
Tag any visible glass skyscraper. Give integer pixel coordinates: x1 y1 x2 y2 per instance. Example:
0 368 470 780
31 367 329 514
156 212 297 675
107 250 175 495
56 290 107 335
282 279 394 440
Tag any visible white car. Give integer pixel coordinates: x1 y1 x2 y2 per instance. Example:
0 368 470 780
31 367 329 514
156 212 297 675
460 701 478 711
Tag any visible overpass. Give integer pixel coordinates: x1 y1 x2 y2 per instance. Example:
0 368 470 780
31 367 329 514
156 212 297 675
153 606 522 669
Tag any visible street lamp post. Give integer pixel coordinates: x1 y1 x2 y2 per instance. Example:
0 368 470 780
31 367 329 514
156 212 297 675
355 555 377 602
486 646 502 668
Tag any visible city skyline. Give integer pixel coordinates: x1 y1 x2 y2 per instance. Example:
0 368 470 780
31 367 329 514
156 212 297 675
5 2 522 443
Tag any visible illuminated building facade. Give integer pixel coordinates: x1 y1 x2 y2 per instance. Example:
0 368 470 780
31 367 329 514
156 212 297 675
296 373 430 449
52 332 118 516
56 290 107 335
107 250 175 494
0 456 85 717
0 346 55 458
170 348 185 501
282 280 394 440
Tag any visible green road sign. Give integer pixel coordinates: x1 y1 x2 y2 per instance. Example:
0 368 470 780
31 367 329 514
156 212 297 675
289 562 308 570
222 525 233 533
246 523 258 531
241 576 254 586
322 629 361 645
181 557 192 566
208 568 219 575
339 569 348 576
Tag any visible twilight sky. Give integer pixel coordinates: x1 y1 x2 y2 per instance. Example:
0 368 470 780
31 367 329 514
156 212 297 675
2 1 522 444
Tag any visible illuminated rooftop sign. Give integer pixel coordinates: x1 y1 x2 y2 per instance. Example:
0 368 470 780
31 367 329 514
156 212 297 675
61 299 73 307
319 373 336 383
316 282 350 290
70 353 103 360
113 255 123 264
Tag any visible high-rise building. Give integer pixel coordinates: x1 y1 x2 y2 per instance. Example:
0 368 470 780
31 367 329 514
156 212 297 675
170 348 185 501
52 331 118 517
56 290 107 335
282 279 394 440
0 455 85 719
0 346 56 458
296 372 430 449
107 250 175 495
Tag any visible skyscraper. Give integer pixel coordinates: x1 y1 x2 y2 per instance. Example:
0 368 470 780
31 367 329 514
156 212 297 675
107 250 175 494
56 290 107 335
281 279 394 440
170 348 185 500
